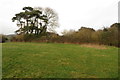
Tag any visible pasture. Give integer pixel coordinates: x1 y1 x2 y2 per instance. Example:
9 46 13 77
2 42 118 78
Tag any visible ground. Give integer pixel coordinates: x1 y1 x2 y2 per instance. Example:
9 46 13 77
2 42 118 78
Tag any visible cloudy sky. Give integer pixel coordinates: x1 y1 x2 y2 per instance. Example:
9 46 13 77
0 0 119 35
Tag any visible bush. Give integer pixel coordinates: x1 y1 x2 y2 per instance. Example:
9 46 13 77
0 34 8 43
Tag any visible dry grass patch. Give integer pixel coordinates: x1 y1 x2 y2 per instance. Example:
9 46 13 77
81 44 107 49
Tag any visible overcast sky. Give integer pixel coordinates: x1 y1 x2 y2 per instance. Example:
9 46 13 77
0 0 119 35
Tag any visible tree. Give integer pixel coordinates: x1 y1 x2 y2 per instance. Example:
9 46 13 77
44 7 59 32
77 27 95 43
109 23 120 47
12 6 59 36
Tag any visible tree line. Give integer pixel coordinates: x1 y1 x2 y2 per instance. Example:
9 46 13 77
1 6 120 47
11 23 120 47
60 23 120 47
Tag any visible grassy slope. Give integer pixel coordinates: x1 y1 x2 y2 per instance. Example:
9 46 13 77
2 42 118 78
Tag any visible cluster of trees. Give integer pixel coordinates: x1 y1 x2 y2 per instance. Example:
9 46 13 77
12 6 58 36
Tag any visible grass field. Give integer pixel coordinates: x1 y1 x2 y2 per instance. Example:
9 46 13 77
2 42 118 78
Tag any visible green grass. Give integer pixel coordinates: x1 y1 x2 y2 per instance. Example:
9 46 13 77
2 42 118 78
